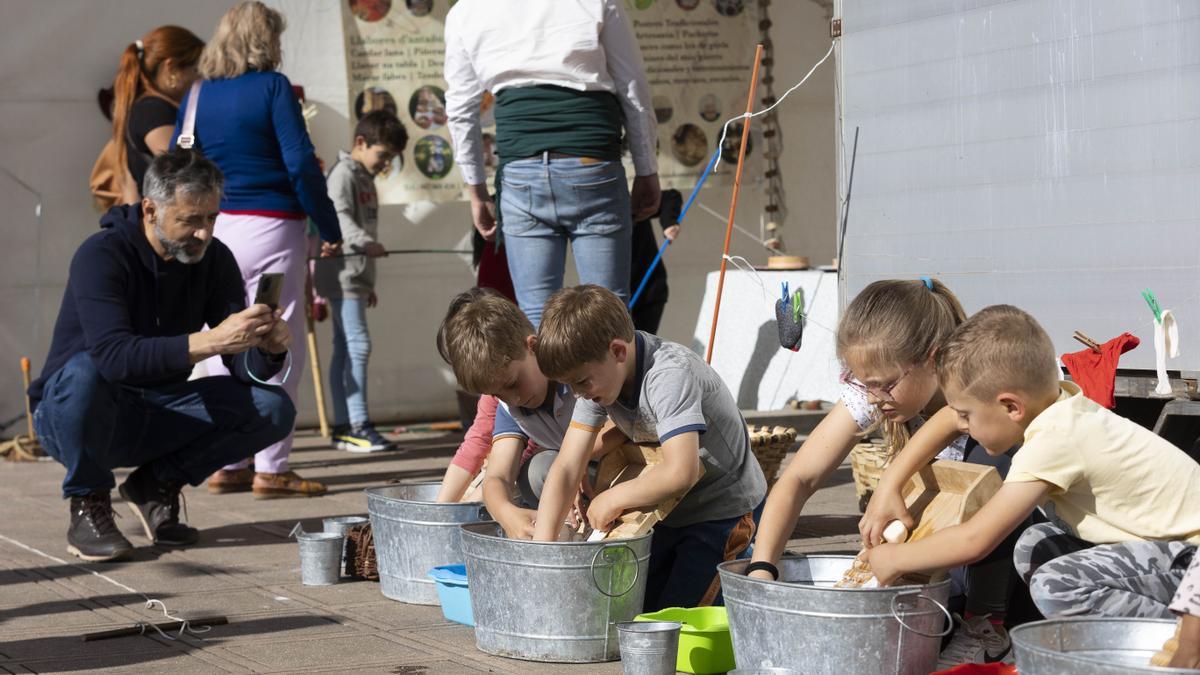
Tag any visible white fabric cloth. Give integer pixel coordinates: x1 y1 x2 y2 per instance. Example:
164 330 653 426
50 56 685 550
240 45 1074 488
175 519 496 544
840 382 968 461
1154 309 1179 395
443 0 658 185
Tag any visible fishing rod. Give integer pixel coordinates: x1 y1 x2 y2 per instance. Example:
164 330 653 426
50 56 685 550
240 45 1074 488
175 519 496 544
311 248 472 260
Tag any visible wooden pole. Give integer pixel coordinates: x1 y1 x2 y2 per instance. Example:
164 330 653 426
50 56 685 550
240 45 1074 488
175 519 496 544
706 44 764 364
306 308 330 439
20 357 34 440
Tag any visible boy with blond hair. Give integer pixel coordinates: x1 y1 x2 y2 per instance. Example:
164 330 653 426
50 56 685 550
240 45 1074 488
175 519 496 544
866 305 1200 619
436 288 617 538
534 284 766 611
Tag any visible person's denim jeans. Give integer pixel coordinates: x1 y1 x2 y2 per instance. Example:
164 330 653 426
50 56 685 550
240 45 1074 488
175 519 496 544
329 297 371 427
499 156 632 327
33 352 295 498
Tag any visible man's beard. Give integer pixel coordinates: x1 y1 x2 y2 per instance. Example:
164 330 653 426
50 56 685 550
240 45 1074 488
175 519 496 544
154 218 208 264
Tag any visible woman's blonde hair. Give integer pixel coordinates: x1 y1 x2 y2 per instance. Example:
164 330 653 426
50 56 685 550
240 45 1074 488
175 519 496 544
199 1 285 80
837 278 967 458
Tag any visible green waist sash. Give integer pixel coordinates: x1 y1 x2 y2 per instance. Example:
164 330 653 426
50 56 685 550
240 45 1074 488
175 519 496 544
492 85 624 225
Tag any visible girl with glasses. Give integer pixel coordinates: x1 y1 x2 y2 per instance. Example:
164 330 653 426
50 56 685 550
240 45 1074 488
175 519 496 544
749 278 1031 668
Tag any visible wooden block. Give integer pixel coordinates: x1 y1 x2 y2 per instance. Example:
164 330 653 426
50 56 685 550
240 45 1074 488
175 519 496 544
594 443 703 540
839 460 1003 585
900 460 1002 545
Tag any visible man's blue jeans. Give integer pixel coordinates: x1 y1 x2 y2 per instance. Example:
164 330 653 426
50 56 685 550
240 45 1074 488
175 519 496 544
328 297 371 427
499 156 633 327
33 352 295 498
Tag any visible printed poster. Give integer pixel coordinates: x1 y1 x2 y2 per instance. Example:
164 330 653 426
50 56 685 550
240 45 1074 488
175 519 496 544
342 0 758 204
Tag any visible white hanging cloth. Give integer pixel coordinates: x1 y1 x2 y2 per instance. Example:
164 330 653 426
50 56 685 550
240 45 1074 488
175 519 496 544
1154 309 1179 395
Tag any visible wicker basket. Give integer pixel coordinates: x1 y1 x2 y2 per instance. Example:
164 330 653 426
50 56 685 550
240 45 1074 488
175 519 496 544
345 523 378 581
849 439 892 513
748 425 798 488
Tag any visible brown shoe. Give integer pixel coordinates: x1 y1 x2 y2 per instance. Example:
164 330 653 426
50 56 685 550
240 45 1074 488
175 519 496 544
253 471 327 499
207 468 254 494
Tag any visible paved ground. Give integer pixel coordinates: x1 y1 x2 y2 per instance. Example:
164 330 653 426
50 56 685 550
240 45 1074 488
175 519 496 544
0 424 860 674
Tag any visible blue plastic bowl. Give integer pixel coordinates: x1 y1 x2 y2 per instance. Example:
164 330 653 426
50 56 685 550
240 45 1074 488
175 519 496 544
428 564 474 627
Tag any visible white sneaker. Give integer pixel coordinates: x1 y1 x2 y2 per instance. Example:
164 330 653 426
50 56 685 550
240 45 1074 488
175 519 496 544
937 614 1012 669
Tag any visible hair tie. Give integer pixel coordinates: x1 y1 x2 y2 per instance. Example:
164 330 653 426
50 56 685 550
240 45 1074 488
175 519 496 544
920 276 934 290
134 39 145 58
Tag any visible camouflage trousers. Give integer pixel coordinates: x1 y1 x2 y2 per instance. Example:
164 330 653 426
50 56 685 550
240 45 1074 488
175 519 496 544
1013 522 1195 619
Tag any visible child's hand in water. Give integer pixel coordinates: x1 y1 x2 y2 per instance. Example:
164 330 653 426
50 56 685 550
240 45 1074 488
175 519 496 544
585 491 624 533
495 505 537 540
863 544 902 586
860 487 914 548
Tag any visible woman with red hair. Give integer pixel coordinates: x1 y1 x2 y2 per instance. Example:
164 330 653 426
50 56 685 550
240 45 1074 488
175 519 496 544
105 26 205 202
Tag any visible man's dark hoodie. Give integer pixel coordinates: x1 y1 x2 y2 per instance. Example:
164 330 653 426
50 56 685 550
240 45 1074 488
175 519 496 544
29 204 284 406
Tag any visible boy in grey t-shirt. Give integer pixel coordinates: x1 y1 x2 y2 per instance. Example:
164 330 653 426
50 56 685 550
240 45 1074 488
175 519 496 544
533 285 766 611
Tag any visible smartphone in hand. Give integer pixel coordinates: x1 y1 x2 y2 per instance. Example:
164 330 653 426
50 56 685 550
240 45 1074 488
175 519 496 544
254 272 284 310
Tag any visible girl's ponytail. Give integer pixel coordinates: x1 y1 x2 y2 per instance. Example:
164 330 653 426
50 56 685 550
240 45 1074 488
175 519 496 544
109 42 144 183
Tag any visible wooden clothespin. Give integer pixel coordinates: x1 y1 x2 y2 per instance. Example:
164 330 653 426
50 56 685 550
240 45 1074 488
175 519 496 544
1072 331 1102 353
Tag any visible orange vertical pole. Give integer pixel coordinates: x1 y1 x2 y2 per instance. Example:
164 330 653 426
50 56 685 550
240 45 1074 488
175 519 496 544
706 44 764 364
20 357 34 439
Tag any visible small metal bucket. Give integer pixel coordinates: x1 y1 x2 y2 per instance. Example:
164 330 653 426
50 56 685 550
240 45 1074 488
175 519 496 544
617 621 680 675
461 521 652 663
729 669 801 675
718 555 951 675
296 530 343 586
323 515 369 577
1012 617 1190 674
365 483 486 604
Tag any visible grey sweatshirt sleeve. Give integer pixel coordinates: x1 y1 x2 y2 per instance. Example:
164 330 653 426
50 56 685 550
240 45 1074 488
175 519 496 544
328 163 374 250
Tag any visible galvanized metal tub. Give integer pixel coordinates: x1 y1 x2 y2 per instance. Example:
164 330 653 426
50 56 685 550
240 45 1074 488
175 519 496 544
718 554 952 674
1012 618 1191 674
365 483 486 605
460 521 652 663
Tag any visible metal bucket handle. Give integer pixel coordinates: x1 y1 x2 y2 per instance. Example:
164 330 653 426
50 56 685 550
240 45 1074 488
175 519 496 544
889 592 953 639
590 542 639 598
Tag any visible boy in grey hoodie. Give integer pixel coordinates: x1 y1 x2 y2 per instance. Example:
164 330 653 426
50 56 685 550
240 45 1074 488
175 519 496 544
314 110 408 452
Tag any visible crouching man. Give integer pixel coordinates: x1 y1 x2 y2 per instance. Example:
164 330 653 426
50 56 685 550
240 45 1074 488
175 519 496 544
29 149 296 561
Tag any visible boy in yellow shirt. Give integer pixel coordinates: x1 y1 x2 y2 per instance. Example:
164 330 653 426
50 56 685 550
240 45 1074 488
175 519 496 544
867 305 1200 618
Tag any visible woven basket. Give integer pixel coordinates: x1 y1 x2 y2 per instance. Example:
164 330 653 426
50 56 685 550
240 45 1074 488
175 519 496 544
344 523 378 581
849 439 892 513
748 425 798 488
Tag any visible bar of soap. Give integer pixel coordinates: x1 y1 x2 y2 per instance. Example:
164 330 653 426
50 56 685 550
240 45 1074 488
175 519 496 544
883 521 909 544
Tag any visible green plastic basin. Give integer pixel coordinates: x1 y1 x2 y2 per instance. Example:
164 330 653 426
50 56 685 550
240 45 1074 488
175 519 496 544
635 606 734 674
